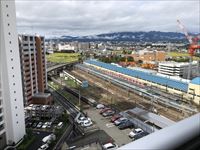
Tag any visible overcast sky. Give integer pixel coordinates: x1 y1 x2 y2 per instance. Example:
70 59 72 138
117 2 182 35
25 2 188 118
15 0 200 38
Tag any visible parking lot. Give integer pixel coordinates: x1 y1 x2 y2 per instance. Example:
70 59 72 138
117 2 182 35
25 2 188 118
85 107 133 147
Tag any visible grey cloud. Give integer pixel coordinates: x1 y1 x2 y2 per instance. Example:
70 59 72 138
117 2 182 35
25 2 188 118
15 0 199 37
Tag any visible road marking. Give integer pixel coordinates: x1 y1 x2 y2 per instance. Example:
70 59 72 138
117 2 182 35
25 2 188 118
106 123 114 128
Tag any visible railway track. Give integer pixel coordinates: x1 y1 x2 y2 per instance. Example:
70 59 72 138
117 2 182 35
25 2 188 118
50 77 97 107
75 64 198 115
51 90 79 118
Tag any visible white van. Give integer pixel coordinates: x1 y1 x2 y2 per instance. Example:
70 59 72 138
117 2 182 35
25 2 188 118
57 122 63 129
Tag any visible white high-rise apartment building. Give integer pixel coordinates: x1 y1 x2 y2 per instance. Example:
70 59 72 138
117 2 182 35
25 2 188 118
0 1 25 148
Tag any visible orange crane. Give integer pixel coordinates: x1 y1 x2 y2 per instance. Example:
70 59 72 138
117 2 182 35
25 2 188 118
177 19 200 79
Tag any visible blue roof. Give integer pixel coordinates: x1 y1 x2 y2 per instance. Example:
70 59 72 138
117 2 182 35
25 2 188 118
85 60 189 92
191 77 200 85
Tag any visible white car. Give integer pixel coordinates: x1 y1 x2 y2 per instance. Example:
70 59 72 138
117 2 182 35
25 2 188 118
129 128 144 138
37 122 43 128
38 143 49 150
96 104 105 109
42 134 56 143
77 117 91 124
76 117 86 124
42 122 48 129
103 143 118 150
81 119 93 127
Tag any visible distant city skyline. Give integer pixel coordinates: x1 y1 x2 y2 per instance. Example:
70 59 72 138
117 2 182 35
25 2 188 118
16 0 199 37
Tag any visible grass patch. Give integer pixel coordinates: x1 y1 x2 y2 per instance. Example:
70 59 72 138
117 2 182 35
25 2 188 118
63 78 78 88
48 81 61 90
47 53 81 63
17 129 36 150
167 52 200 60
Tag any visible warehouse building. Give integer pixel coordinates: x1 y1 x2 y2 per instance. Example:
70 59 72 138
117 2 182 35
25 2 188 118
84 60 200 105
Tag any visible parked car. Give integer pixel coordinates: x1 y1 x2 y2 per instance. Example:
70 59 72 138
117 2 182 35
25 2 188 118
118 120 134 130
102 110 115 117
37 122 43 128
32 122 38 128
47 122 52 129
81 120 93 127
110 114 122 122
114 117 128 126
57 122 63 129
26 122 33 128
103 143 118 150
42 134 56 144
38 143 49 150
77 117 91 124
133 132 148 140
96 104 105 109
100 108 111 114
129 128 144 138
42 122 48 129
76 116 86 124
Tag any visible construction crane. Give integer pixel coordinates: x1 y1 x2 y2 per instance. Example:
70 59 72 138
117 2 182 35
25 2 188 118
177 19 200 79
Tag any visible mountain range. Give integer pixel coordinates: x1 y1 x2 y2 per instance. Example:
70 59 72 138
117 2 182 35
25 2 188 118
53 31 198 42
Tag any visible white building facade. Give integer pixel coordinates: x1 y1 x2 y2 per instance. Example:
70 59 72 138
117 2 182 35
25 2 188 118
158 61 199 79
0 1 25 148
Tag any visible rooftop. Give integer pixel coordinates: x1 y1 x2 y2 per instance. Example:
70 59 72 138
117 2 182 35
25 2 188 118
191 77 200 85
85 60 189 92
159 61 198 67
125 107 175 129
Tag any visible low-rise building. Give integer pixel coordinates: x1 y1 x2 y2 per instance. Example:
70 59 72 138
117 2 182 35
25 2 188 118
129 50 166 62
58 43 76 52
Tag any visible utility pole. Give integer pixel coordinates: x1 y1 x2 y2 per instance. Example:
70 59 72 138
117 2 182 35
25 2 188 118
78 87 81 111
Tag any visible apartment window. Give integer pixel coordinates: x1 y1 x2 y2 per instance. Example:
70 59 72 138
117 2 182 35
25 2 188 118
0 124 4 131
0 116 3 122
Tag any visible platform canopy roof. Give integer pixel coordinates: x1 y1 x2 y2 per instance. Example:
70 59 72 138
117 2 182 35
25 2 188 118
85 60 189 92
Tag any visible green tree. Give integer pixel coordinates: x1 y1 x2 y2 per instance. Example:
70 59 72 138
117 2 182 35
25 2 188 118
138 60 143 64
127 56 134 62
